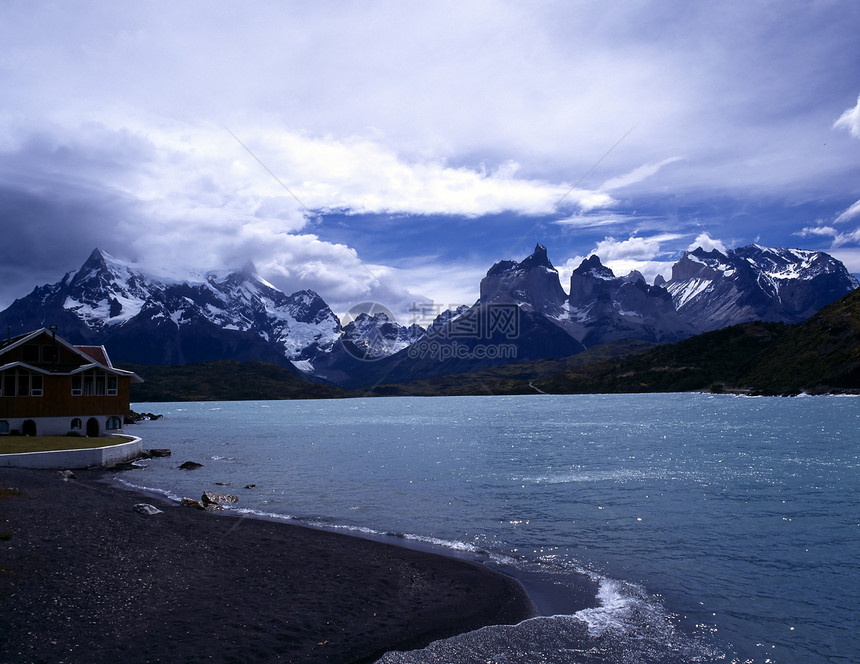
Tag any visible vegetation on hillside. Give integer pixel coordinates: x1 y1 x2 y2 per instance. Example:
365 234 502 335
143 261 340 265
538 287 860 396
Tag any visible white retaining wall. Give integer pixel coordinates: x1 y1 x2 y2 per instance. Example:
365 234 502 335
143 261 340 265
0 436 143 469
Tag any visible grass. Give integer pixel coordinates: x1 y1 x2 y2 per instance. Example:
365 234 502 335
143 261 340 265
0 435 134 455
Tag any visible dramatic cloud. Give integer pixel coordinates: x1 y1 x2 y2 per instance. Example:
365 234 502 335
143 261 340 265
1 1 859 311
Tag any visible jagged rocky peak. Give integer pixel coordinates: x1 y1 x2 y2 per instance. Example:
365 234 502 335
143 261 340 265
285 289 340 327
341 310 425 359
426 305 471 335
71 248 124 285
569 255 616 307
517 243 554 271
480 243 567 313
485 243 556 276
573 255 615 280
670 247 732 282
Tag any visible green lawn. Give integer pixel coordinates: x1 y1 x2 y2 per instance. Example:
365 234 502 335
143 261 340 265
0 436 134 454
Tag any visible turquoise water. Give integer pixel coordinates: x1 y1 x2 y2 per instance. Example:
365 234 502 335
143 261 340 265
118 394 859 663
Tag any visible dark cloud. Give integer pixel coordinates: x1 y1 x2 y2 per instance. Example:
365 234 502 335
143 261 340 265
1 1 860 308
0 182 138 304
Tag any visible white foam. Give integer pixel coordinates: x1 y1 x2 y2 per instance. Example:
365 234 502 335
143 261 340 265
115 478 183 503
573 577 649 637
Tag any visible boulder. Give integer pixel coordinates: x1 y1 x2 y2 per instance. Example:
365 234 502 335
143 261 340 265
148 448 172 457
180 497 206 510
179 461 203 470
134 503 163 516
57 470 76 480
201 490 238 506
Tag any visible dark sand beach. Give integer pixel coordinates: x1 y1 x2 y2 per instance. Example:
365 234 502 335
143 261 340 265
0 467 535 663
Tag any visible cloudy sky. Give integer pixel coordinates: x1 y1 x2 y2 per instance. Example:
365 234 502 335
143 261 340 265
2 1 860 323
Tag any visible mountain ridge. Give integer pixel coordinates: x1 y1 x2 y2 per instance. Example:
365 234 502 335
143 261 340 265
1 244 856 389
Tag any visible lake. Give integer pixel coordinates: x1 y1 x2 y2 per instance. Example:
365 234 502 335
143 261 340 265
117 393 859 663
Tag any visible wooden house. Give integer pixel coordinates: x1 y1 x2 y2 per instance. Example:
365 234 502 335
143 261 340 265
0 328 142 437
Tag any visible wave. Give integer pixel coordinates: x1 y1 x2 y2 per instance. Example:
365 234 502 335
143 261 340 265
115 477 184 503
378 576 728 664
230 506 515 562
517 468 669 485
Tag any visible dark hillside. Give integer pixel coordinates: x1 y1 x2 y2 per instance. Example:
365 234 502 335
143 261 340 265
536 322 788 394
741 287 860 393
123 361 345 402
537 287 860 395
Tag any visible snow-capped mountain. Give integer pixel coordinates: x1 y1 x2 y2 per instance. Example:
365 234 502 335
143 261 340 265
340 312 425 360
665 245 860 332
0 249 342 370
1 243 856 388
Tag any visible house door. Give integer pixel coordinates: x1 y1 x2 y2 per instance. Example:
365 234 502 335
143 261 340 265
22 420 36 436
86 418 99 437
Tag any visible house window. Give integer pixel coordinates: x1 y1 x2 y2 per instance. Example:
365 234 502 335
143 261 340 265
0 372 12 396
72 369 112 396
42 345 59 363
106 416 121 430
0 369 42 397
0 421 8 434
83 372 94 396
70 418 82 430
22 345 40 362
17 372 29 396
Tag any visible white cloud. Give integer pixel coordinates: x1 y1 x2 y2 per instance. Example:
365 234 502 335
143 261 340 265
687 232 726 254
600 157 684 191
552 214 628 228
834 94 860 138
798 225 838 239
557 255 673 288
828 248 860 274
603 259 676 285
797 200 860 251
231 128 615 216
594 235 663 261
555 233 684 286
834 199 860 224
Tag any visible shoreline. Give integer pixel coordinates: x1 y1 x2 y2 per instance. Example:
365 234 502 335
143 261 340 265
0 467 545 663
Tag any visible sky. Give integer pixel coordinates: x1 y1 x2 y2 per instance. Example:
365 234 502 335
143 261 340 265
2 0 860 326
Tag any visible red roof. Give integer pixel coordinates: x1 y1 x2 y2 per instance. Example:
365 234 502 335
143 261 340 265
75 345 112 367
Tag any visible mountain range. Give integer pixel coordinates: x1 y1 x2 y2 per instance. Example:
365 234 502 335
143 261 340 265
0 244 856 388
